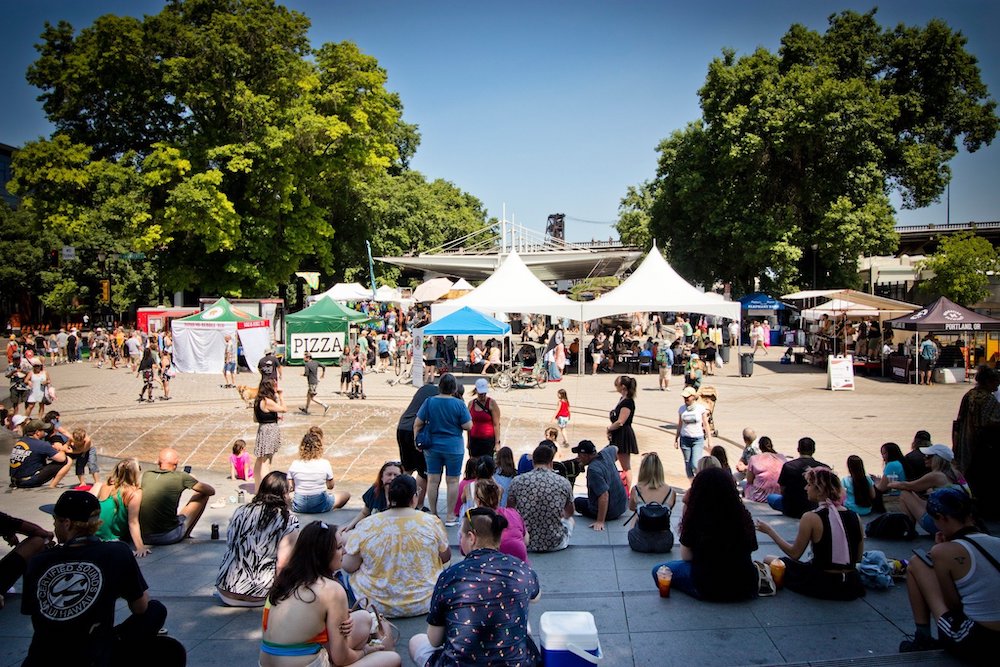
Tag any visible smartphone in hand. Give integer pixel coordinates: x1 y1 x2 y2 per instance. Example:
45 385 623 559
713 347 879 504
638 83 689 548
912 548 933 567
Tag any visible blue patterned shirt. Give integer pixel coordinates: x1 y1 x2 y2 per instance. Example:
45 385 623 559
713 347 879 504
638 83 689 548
426 548 540 666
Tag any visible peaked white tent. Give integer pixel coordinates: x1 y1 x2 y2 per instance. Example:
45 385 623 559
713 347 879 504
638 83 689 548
171 297 271 374
431 251 582 320
374 285 403 302
310 282 370 303
580 243 740 320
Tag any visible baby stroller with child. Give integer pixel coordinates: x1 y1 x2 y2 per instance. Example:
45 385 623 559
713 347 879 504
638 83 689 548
347 369 366 399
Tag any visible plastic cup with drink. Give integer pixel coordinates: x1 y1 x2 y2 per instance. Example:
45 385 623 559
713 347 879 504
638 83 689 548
769 559 786 589
656 565 672 598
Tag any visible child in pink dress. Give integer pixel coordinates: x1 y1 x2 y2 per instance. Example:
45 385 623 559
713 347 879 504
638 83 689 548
229 439 254 481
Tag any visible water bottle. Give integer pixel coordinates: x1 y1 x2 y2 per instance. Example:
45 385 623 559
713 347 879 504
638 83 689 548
238 490 246 504
210 524 219 540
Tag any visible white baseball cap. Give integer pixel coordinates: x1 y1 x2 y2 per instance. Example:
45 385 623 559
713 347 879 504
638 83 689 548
475 378 489 394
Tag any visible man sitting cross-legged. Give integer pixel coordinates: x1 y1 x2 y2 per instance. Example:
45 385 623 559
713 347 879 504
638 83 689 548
139 447 215 545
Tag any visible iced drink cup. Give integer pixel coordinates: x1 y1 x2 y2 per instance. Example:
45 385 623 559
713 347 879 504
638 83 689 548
656 566 672 598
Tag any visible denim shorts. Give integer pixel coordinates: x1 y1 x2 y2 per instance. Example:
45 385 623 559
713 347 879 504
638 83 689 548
424 448 464 477
293 492 334 514
224 362 236 373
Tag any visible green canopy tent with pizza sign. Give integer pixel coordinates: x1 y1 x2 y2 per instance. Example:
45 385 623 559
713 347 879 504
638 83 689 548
284 296 371 365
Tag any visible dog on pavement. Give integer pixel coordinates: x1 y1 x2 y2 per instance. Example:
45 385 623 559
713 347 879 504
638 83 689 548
236 384 258 407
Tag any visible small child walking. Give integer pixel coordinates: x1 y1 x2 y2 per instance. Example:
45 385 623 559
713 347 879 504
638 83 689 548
229 439 254 481
552 388 571 446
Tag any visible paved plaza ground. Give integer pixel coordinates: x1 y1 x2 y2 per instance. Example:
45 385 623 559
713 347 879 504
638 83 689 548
0 356 973 665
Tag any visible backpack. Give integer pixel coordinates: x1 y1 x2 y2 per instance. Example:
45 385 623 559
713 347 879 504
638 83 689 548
864 512 916 540
626 487 672 532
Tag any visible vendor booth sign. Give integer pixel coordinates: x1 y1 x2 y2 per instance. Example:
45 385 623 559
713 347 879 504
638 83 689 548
289 332 346 360
827 355 855 391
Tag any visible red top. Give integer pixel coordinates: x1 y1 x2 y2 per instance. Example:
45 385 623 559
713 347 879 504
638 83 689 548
556 399 570 418
469 397 496 439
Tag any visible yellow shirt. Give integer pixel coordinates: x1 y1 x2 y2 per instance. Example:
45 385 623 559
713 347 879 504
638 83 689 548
344 509 449 618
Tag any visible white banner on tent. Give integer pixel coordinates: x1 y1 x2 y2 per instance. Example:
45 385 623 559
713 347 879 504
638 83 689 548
827 355 855 391
289 332 346 360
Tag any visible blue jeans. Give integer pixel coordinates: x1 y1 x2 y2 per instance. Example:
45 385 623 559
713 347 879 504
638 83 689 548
767 494 783 512
293 492 334 513
678 436 703 479
650 560 700 599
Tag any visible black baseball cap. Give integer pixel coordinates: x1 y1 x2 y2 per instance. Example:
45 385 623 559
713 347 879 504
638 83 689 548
571 440 597 455
53 490 100 522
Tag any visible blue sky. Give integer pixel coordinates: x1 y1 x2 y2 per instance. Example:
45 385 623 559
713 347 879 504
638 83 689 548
3 1 998 242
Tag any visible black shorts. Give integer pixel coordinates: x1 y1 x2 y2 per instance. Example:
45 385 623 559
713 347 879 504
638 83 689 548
396 428 426 478
468 436 496 458
379 351 390 359
340 369 350 383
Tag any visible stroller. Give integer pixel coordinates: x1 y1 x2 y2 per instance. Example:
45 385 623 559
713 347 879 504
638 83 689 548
348 369 366 400
697 385 719 437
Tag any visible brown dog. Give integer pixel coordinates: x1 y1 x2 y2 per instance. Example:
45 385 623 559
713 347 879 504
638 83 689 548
236 384 258 408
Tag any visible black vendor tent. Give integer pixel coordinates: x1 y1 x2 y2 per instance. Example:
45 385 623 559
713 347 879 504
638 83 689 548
886 297 1000 332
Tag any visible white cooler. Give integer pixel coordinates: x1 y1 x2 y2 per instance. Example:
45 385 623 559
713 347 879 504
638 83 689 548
540 611 602 665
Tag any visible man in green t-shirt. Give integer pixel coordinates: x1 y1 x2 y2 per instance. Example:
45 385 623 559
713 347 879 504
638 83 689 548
139 448 215 545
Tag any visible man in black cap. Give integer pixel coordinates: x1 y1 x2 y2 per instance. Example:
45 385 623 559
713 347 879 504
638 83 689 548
571 440 627 531
21 491 185 666
8 419 68 488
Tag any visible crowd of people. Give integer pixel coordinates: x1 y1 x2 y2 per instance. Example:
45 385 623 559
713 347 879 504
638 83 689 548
3 312 1000 666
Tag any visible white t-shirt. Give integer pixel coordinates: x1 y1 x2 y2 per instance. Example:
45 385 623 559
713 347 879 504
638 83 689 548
677 403 708 438
288 458 333 495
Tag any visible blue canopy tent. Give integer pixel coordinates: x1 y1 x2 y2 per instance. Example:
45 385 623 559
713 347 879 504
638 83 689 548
422 306 511 337
414 307 511 385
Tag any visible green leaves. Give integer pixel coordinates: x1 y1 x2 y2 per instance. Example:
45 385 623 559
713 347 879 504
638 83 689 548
14 0 464 305
637 9 997 297
919 232 1000 306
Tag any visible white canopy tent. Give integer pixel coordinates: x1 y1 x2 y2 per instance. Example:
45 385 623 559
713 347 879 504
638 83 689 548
374 285 404 302
802 298 915 320
580 243 740 321
310 282 370 303
431 251 583 321
171 297 270 374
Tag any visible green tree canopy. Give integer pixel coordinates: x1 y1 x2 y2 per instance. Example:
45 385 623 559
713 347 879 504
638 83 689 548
11 0 484 304
919 232 1000 306
624 10 998 297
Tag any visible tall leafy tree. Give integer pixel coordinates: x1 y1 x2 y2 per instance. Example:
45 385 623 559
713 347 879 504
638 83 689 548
12 0 444 301
640 10 998 296
919 232 999 306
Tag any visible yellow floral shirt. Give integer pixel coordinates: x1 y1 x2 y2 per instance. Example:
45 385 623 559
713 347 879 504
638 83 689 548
344 509 449 618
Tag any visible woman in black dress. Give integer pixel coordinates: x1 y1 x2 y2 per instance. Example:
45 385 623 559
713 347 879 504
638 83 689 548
608 375 638 485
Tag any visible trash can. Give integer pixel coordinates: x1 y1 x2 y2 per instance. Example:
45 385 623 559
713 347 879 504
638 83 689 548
794 352 804 364
740 353 754 377
719 345 731 364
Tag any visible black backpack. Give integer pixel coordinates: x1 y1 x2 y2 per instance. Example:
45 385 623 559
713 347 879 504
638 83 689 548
626 487 672 532
865 512 915 540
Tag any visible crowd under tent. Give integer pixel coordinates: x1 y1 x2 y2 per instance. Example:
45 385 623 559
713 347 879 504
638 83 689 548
413 306 512 386
284 296 371 365
171 297 270 374
886 296 1000 375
